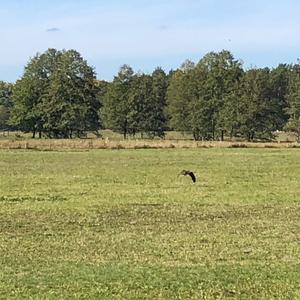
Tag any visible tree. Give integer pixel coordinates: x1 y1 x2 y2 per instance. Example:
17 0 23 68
284 119 300 141
10 49 61 137
268 64 290 130
285 63 300 141
287 64 300 120
0 81 13 130
166 69 193 134
41 50 99 138
167 51 243 140
218 80 244 139
95 79 109 136
127 74 153 137
197 50 243 140
188 63 217 140
101 64 134 138
10 48 100 138
167 60 215 140
148 67 168 137
219 64 289 141
237 68 279 141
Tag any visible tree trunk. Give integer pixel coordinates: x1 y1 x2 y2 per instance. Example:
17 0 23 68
221 130 224 141
193 130 200 141
230 127 234 139
123 120 128 139
247 132 251 142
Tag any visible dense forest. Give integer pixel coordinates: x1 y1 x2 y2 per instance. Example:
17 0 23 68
1 48 300 141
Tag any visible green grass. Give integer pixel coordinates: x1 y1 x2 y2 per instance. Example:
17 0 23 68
0 148 300 299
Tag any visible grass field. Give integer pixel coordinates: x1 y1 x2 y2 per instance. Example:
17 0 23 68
0 148 300 299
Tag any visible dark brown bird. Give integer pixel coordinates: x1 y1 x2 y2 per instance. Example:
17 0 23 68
179 170 196 183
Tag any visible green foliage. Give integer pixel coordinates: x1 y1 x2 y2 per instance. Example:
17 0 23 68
287 64 300 119
102 65 168 138
238 67 289 141
101 64 134 138
95 79 109 134
0 81 13 107
167 51 243 140
9 49 60 137
149 67 168 137
268 64 290 129
286 62 300 140
238 68 272 140
9 48 100 138
1 48 297 140
284 119 300 141
127 73 154 136
166 70 191 132
167 52 291 141
41 50 99 138
0 106 10 130
0 81 13 130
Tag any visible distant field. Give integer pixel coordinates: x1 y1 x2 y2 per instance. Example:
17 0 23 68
0 137 300 151
0 148 300 299
0 129 298 143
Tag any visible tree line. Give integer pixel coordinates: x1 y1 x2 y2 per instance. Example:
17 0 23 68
1 48 300 141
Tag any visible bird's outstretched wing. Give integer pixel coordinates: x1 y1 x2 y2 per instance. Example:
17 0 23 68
180 170 196 183
188 171 196 183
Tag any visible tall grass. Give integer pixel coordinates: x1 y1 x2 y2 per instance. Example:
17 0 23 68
0 138 299 151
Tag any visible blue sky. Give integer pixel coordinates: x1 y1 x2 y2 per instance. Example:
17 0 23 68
1 0 300 82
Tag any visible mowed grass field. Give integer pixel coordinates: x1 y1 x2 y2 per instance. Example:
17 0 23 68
0 148 300 299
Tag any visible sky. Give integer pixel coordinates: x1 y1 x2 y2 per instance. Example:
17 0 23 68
1 0 300 82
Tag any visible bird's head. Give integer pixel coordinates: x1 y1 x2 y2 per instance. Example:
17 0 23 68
179 170 188 176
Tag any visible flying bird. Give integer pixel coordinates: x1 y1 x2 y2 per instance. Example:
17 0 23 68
46 27 61 32
179 170 196 183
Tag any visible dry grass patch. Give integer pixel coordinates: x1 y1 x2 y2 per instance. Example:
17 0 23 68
0 138 299 150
